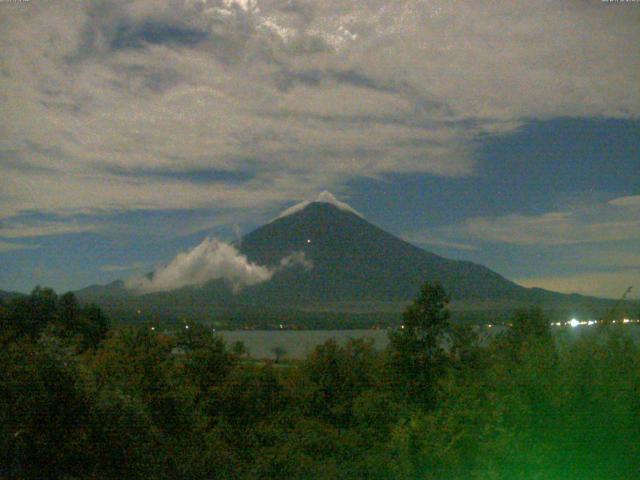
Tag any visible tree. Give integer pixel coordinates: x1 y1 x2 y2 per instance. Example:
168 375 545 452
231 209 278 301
272 345 287 363
232 340 249 358
78 303 110 350
505 307 552 346
293 338 386 428
183 333 235 402
0 287 58 339
0 289 109 350
54 293 109 350
388 282 451 408
91 326 194 436
449 323 485 372
88 387 163 479
209 363 285 443
0 338 92 479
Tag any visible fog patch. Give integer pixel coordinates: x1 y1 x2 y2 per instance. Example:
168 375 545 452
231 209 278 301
278 251 313 271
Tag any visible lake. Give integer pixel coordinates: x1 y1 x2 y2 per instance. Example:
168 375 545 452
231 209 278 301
218 323 640 360
219 329 391 360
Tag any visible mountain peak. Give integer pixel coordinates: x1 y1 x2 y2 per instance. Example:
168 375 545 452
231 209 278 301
274 191 363 221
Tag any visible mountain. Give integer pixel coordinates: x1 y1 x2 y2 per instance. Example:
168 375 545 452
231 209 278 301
76 193 632 324
240 201 523 303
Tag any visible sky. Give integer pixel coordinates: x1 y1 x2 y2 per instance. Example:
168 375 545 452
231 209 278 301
1 0 639 299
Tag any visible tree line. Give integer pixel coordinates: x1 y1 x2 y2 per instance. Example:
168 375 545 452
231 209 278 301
1 284 639 479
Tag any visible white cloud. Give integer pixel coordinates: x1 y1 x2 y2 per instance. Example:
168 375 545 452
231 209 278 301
451 209 640 246
405 199 640 298
222 0 257 12
403 194 640 252
0 0 638 226
126 237 272 293
0 220 99 239
400 232 478 252
278 250 314 271
100 262 149 273
125 236 311 293
610 195 640 208
515 271 640 300
0 240 40 253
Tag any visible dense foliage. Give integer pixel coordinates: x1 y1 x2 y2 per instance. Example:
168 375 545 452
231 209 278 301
1 284 639 479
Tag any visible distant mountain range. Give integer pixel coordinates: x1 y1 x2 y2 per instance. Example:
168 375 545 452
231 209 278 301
75 194 636 326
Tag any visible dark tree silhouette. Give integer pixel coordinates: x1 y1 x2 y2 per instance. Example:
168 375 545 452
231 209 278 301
272 345 287 363
388 282 451 408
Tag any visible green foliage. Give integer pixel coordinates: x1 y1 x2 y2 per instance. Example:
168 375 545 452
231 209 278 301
232 340 249 358
271 345 287 363
1 286 58 339
0 287 109 349
505 307 553 346
182 331 235 401
296 338 383 427
211 364 285 433
88 387 163 479
390 314 640 480
0 337 91 479
388 282 451 407
2 285 640 479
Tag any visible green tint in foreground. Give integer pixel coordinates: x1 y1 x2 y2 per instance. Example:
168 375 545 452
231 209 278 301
1 284 639 479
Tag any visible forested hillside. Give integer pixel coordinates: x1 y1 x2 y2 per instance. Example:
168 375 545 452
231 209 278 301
2 285 639 479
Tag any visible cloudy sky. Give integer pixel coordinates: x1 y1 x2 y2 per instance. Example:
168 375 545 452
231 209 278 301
1 0 639 298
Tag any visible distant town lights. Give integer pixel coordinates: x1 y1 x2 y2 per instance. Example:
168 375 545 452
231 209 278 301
569 318 580 328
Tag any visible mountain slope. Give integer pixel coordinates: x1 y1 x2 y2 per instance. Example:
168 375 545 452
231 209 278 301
238 201 526 303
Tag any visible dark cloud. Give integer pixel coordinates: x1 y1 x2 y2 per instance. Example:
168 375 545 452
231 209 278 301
0 149 59 175
274 67 396 93
104 166 256 185
109 21 210 50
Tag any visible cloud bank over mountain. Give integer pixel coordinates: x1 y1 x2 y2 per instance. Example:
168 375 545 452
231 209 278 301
126 237 311 294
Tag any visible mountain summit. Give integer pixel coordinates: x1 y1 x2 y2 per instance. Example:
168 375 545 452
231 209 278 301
274 191 363 221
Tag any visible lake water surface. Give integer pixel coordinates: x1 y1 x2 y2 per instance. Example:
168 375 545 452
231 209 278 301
219 324 640 360
219 329 391 360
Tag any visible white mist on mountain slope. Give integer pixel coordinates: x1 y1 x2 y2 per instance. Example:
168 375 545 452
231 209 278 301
126 237 312 294
275 191 363 221
278 251 313 270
